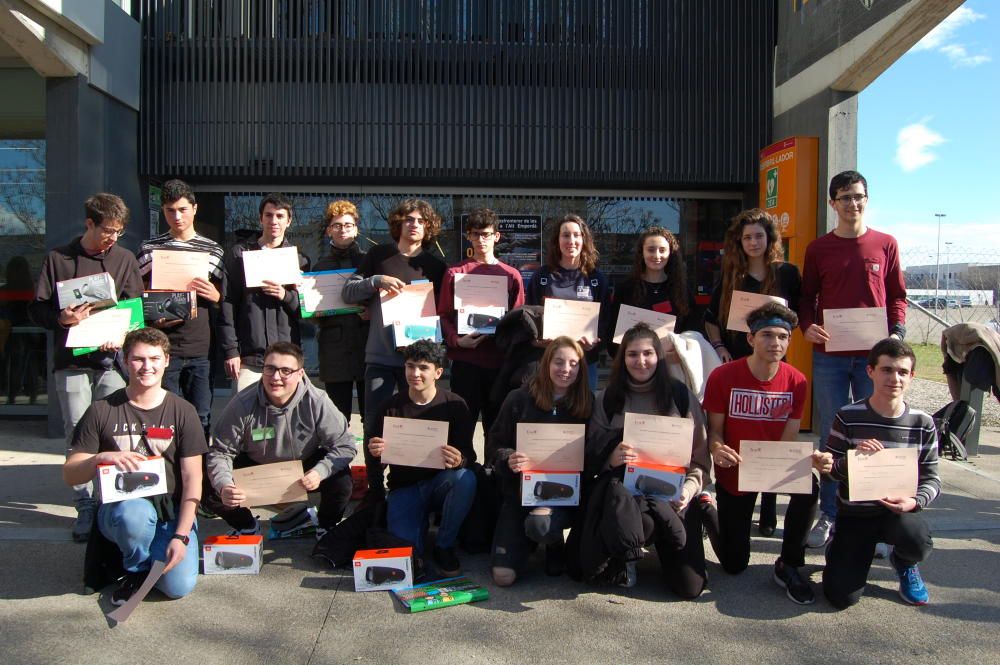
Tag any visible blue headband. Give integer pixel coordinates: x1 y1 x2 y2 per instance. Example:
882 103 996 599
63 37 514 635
749 317 793 333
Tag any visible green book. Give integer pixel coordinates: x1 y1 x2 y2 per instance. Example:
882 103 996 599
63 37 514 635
71 297 145 357
391 576 489 612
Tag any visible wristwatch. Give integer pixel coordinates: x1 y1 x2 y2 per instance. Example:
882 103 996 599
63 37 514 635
171 533 190 546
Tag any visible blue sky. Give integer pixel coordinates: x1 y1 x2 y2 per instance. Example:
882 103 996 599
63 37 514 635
859 2 998 268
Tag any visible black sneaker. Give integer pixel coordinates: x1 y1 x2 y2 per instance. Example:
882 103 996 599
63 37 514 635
432 546 462 577
110 571 146 607
772 558 815 605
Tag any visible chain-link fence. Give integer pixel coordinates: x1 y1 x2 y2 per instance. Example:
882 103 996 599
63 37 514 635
902 248 1000 345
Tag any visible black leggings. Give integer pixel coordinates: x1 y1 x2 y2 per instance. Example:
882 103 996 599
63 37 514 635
823 510 933 610
703 478 818 573
324 380 365 425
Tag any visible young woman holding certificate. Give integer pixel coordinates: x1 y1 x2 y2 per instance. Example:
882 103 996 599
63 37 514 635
314 200 370 424
576 323 710 597
486 337 593 587
605 228 698 362
702 209 801 536
525 215 610 389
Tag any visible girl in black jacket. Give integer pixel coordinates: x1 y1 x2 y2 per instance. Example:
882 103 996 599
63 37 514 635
487 336 593 586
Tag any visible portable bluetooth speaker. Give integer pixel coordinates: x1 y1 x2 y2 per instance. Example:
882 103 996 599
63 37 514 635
533 480 575 500
366 566 407 585
115 472 160 493
466 313 501 329
634 474 678 497
215 551 255 570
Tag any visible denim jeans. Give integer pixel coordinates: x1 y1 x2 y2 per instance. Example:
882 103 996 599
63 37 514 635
97 499 199 599
55 368 127 507
163 356 212 435
386 468 477 554
361 363 407 494
812 350 874 519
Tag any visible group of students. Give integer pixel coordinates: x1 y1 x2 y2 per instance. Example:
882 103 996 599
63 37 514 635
40 171 938 612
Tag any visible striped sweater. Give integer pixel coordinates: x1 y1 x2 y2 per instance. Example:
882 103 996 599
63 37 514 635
827 399 940 515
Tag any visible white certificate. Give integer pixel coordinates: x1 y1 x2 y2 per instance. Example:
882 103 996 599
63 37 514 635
612 304 677 344
298 270 362 317
380 282 436 324
737 440 814 494
242 246 302 287
381 416 449 469
823 307 889 352
150 249 210 290
726 291 788 333
847 447 919 502
543 298 600 341
64 308 133 348
622 412 693 467
232 460 308 507
454 273 507 308
517 423 585 472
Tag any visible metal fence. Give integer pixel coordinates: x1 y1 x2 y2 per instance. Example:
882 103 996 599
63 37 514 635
902 248 1000 345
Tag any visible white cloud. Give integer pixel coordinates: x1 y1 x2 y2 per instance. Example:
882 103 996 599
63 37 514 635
913 6 986 51
895 122 946 172
939 43 992 67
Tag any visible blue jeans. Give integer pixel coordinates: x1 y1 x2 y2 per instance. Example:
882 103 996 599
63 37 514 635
812 350 874 519
386 468 477 554
97 499 199 599
163 356 212 434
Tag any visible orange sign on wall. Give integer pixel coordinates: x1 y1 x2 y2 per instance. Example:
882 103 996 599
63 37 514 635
759 136 819 429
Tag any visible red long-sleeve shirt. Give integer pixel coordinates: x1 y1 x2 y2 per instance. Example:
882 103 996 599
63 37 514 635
437 259 525 368
799 228 907 356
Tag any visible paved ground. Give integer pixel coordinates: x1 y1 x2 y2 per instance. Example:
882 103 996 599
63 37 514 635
1 398 999 665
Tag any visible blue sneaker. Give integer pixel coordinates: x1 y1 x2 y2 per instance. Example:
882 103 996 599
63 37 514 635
890 552 929 606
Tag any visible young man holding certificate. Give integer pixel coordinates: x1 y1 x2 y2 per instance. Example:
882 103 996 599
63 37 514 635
29 193 144 542
437 208 525 441
367 341 476 577
63 328 206 606
136 180 226 436
219 193 311 392
822 339 939 609
799 171 907 549
701 303 832 605
343 199 447 502
205 342 356 536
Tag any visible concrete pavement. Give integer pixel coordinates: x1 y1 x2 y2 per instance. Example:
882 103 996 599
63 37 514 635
1 405 998 665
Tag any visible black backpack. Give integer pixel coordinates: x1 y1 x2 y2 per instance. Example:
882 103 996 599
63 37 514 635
932 400 975 461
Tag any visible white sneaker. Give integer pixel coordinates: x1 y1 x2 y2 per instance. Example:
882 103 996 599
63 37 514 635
806 514 834 549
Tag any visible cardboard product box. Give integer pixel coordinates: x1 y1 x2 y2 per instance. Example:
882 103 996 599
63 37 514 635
202 535 263 575
391 316 442 348
353 547 413 592
457 306 506 335
56 272 117 310
96 456 168 504
142 290 197 321
623 463 687 499
520 471 581 507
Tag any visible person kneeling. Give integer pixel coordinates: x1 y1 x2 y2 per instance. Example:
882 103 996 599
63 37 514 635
62 328 206 605
367 340 477 577
205 341 356 536
701 303 832 605
822 339 939 609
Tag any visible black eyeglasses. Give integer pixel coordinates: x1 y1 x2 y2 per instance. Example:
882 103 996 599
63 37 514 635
834 194 867 205
328 222 356 231
262 365 301 378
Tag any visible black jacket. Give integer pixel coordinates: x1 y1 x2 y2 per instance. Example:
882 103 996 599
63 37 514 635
28 237 143 371
313 242 369 384
219 238 310 366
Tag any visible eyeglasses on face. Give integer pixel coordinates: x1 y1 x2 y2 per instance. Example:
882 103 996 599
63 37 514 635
98 225 124 237
328 222 357 231
834 194 867 205
262 365 301 378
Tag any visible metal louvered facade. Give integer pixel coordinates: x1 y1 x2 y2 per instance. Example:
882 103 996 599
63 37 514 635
140 1 775 188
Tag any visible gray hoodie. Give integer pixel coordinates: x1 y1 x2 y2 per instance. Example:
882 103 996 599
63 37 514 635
207 379 356 491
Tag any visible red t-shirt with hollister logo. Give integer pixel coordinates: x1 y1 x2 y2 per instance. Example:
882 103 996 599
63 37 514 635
702 358 807 495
